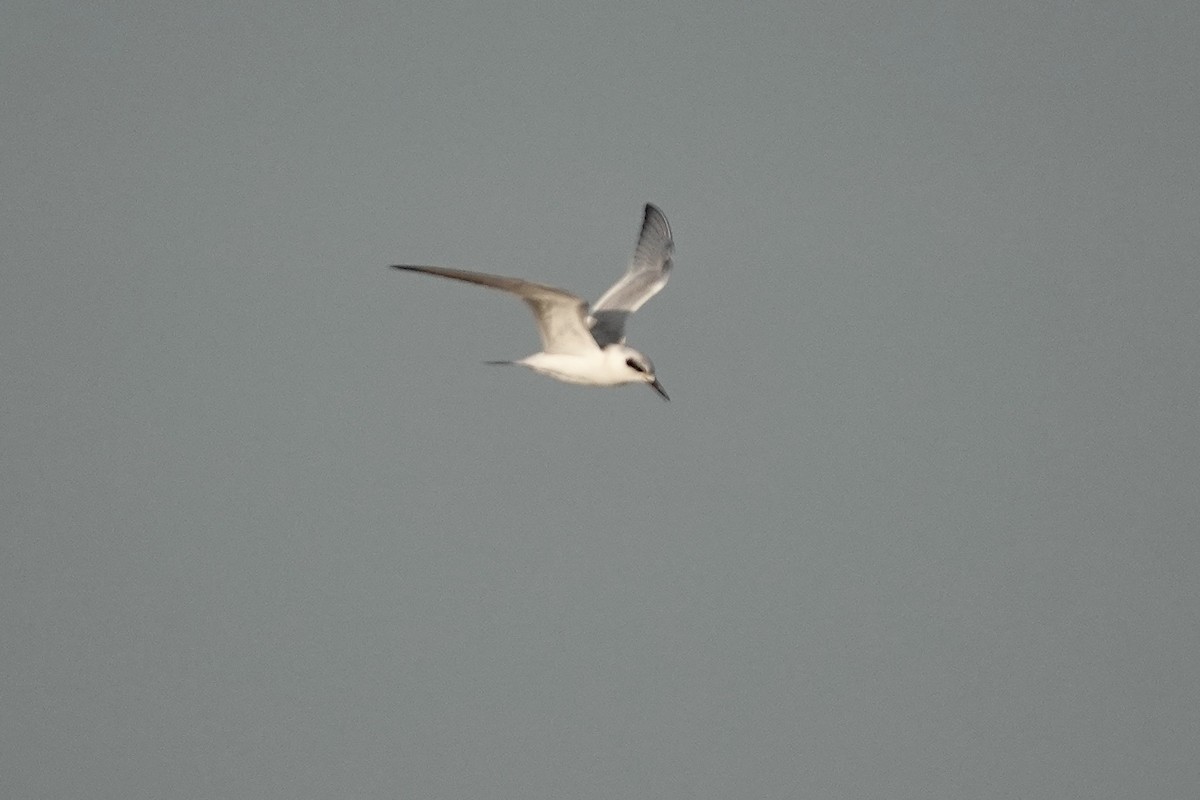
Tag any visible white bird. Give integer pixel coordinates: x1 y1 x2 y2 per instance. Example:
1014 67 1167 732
391 203 674 400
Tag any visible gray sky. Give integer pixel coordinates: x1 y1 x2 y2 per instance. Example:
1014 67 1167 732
3 1 1198 798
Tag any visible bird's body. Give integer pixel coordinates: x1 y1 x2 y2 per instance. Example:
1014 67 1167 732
391 203 674 400
514 348 647 387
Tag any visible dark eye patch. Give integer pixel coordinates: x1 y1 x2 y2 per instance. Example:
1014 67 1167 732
625 358 646 373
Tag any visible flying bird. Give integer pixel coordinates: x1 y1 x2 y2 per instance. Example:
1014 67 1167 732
391 203 674 400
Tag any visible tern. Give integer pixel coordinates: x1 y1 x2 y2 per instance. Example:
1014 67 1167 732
390 203 674 400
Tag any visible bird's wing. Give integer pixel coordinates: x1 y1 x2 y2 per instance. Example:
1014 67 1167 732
588 204 673 347
391 265 599 355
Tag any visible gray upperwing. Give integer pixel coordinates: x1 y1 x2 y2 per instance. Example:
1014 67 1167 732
392 264 597 355
589 204 673 346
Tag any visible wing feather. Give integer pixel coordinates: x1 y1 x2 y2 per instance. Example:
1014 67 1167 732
589 204 673 346
391 265 597 355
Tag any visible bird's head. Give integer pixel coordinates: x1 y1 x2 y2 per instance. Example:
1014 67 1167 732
620 349 669 401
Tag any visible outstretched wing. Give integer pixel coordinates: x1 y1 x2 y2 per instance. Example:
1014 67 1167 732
589 203 673 347
391 265 598 355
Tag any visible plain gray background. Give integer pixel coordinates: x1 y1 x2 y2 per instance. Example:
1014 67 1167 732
3 1 1198 798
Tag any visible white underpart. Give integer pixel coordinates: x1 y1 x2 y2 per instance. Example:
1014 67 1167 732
518 346 643 386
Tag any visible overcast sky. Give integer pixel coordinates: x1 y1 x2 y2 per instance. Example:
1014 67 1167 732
3 1 1198 798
